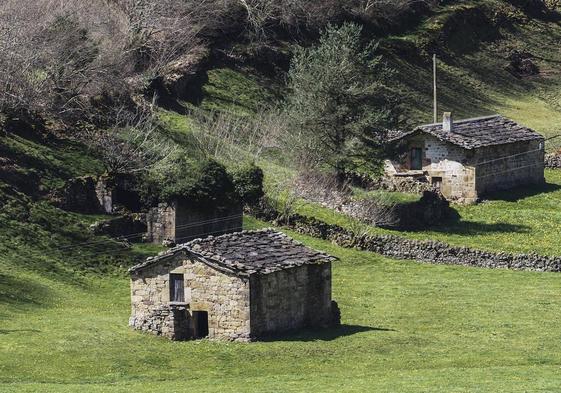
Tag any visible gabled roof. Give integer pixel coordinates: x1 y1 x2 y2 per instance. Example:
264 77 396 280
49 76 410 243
389 115 543 149
129 229 336 277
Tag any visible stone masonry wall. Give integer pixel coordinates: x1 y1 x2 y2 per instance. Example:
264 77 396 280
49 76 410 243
248 205 561 273
545 153 561 169
405 135 477 203
130 253 251 341
175 203 243 243
52 176 103 213
146 201 243 244
278 214 561 272
145 203 176 244
249 263 332 337
400 136 544 203
475 140 544 195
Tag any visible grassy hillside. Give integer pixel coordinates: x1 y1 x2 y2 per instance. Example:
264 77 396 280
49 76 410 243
295 170 561 256
4 1 561 392
382 2 561 139
3 219 561 392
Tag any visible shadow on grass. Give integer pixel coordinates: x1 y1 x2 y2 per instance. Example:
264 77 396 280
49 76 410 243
0 273 54 316
482 182 561 202
260 324 394 342
405 220 531 236
0 329 41 335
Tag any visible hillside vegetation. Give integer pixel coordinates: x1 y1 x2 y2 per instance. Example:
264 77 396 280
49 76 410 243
384 2 561 138
4 1 561 392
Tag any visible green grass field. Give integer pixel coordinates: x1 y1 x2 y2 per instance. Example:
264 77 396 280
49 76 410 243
5 2 561 391
3 218 561 392
295 169 561 256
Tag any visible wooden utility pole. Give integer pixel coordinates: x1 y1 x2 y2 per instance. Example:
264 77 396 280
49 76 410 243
433 54 437 123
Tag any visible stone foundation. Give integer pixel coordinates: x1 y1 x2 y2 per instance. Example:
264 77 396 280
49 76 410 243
129 304 190 340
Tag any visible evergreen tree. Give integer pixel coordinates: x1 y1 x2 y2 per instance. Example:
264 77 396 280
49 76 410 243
285 22 398 178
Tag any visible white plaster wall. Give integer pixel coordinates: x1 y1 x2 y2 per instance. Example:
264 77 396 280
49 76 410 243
405 135 477 203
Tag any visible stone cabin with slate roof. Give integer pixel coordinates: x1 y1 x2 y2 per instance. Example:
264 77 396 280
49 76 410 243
387 113 545 204
128 229 339 342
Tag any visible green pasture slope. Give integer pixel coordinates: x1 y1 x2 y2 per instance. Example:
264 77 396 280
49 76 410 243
3 218 561 392
5 1 561 391
296 169 561 256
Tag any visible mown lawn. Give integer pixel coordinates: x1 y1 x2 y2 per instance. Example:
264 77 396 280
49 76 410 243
2 217 561 392
296 169 561 256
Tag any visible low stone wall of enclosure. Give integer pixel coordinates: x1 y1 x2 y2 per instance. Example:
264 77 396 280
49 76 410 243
545 153 561 169
252 207 561 273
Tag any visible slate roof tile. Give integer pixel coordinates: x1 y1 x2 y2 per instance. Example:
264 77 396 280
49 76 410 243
129 228 336 276
390 115 543 149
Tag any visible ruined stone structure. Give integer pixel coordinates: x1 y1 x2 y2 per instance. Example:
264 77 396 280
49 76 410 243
145 200 243 244
95 173 142 214
128 229 338 341
52 176 103 214
387 114 545 203
545 152 561 169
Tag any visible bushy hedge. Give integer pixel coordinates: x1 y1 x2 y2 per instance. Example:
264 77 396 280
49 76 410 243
140 155 240 211
135 155 266 211
231 163 264 206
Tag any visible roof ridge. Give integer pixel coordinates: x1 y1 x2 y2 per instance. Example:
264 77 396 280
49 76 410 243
129 228 335 275
417 114 501 128
183 227 277 246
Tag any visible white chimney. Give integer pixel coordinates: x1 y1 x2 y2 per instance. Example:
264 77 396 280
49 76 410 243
443 112 452 132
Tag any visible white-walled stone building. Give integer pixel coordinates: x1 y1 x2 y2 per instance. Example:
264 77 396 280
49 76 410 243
128 229 339 341
387 113 545 203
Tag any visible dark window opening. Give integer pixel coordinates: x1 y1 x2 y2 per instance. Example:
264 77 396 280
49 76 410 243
170 274 185 303
431 177 443 188
410 148 423 170
193 311 209 339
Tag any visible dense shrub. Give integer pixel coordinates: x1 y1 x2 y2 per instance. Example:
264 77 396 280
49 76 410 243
284 22 398 178
231 163 264 206
141 155 240 210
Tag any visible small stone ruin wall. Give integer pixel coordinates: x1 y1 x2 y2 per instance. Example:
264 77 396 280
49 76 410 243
129 254 251 342
545 153 561 169
294 173 454 230
95 173 142 214
249 263 333 337
146 201 243 245
51 176 103 214
345 170 433 194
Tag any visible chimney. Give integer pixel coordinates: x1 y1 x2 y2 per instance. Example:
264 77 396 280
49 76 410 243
443 112 452 132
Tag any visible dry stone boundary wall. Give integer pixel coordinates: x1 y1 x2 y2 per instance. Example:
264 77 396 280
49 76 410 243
260 212 561 272
545 153 561 169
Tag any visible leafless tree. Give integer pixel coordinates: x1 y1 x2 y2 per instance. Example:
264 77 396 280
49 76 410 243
0 0 131 120
294 170 399 227
0 0 209 119
233 0 431 37
110 0 209 77
79 103 178 174
186 107 285 163
0 0 436 120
